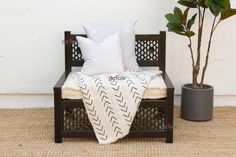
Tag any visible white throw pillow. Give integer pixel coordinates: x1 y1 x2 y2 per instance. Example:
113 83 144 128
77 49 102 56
76 33 124 75
83 21 140 71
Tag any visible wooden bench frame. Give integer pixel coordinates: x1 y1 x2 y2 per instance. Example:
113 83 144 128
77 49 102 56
54 31 174 143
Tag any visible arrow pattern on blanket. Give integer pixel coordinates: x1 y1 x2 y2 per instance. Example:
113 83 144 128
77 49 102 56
76 75 108 141
73 71 158 144
125 77 142 104
110 80 133 126
92 76 123 137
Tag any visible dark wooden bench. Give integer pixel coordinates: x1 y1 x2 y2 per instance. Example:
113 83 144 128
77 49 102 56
54 31 174 143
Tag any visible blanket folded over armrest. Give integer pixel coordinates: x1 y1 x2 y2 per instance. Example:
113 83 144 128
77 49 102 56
72 70 161 144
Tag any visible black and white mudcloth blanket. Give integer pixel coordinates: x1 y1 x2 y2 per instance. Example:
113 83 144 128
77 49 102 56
72 70 160 144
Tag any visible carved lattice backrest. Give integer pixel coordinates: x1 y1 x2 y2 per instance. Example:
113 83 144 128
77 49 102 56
65 32 166 73
71 41 82 61
135 40 158 61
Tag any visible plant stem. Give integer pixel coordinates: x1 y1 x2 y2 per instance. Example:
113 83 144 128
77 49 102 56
213 20 221 32
187 37 195 84
200 16 220 87
188 37 195 69
192 7 205 88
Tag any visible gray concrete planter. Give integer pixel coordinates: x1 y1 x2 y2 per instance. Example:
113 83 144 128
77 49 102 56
181 84 214 121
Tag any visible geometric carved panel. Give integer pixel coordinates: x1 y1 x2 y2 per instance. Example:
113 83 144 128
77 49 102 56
135 40 159 61
71 40 159 62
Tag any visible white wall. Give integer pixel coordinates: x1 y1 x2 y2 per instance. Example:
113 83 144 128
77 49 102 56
0 0 236 108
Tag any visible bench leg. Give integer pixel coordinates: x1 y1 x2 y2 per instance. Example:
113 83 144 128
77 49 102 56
55 136 62 143
55 134 63 143
166 130 173 143
54 88 63 143
166 88 174 143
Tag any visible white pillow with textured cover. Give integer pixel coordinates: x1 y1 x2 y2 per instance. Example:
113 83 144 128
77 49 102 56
83 21 140 71
76 33 124 75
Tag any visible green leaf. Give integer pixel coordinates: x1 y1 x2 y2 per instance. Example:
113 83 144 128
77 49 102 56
221 9 236 20
166 23 183 31
198 0 208 8
205 0 221 16
165 13 182 24
216 0 230 10
187 13 197 30
183 7 190 25
174 7 183 21
178 0 197 8
167 21 185 30
205 0 230 16
166 23 186 36
186 31 195 37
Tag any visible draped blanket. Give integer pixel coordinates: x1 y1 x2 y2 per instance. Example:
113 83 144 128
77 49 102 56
72 70 160 144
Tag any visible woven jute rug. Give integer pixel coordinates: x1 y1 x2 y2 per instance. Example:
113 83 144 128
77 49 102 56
0 107 236 157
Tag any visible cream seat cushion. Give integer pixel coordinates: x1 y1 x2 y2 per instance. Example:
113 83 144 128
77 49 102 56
62 72 167 100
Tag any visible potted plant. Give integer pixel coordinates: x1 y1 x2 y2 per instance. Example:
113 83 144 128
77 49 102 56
165 0 236 121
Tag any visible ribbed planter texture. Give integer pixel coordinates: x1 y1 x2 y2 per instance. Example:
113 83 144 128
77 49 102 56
181 84 214 121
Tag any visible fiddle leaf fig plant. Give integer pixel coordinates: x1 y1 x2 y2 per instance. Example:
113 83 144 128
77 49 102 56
165 0 236 88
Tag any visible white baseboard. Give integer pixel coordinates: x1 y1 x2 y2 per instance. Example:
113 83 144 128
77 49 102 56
0 94 235 108
0 94 53 108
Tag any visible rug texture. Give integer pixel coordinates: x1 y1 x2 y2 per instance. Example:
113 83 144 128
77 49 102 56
0 107 235 157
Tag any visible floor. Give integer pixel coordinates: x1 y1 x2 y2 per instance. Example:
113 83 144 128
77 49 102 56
0 107 236 157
